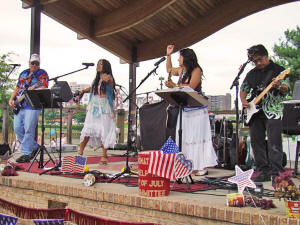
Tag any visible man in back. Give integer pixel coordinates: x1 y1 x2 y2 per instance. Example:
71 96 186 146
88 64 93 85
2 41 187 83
9 54 49 163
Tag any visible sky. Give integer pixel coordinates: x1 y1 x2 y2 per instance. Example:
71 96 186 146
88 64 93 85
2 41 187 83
1 0 300 101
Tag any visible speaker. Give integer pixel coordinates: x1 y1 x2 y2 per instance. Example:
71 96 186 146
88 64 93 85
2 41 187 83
282 104 300 135
51 81 73 102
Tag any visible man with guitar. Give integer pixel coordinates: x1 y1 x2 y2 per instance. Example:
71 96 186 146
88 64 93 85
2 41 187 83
240 44 290 182
8 54 49 163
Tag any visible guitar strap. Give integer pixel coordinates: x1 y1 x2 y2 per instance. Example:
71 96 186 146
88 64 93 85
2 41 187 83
261 69 274 88
252 69 274 101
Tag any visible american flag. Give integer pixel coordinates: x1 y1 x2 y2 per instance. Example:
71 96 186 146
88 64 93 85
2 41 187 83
160 137 180 154
174 153 193 179
148 137 179 180
0 213 18 225
33 219 64 225
61 155 86 173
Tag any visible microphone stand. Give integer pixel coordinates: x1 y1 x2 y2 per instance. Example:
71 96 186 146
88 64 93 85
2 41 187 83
49 65 91 82
230 60 250 166
123 65 159 102
40 64 92 175
6 65 19 79
0 65 20 87
108 65 160 182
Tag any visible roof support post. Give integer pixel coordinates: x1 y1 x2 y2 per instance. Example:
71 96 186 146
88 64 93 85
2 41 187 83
127 47 137 151
30 0 41 55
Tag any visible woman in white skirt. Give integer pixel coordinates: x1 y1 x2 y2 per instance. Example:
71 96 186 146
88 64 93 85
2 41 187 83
165 45 217 176
77 59 116 165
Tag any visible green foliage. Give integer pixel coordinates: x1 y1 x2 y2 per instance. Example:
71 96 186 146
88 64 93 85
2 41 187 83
72 110 86 124
272 26 300 92
0 53 17 104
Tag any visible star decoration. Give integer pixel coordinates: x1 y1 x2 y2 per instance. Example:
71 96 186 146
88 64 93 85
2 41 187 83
228 165 256 193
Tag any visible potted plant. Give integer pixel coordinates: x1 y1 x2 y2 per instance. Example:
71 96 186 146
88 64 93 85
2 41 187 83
273 170 300 218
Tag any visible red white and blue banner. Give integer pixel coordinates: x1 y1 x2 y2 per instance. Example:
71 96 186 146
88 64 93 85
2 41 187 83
148 137 193 180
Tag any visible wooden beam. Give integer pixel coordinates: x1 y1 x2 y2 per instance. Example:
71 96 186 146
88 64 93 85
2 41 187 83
38 0 92 37
136 0 297 62
94 0 177 37
22 0 60 9
92 36 133 63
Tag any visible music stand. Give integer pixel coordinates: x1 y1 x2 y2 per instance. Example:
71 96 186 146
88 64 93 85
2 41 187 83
156 87 211 188
25 89 60 172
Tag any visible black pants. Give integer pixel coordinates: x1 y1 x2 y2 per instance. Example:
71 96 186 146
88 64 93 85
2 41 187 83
249 115 284 176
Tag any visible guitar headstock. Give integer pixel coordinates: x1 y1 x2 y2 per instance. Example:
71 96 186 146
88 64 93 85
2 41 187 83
276 68 290 81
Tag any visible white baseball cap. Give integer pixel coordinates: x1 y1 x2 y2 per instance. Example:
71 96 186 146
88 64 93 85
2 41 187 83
29 53 40 63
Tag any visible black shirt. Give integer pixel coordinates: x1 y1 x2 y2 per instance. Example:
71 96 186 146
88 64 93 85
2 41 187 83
241 60 289 119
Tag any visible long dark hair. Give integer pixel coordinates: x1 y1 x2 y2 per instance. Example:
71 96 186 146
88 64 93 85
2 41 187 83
91 59 115 99
180 48 203 84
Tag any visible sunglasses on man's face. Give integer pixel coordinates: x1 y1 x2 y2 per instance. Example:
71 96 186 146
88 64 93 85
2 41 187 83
31 62 40 66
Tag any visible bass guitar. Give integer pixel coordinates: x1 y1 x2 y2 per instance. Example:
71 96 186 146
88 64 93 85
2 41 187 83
241 68 290 126
13 81 41 115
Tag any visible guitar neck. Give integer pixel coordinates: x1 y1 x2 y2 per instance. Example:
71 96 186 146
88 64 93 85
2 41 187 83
252 68 290 105
253 81 274 105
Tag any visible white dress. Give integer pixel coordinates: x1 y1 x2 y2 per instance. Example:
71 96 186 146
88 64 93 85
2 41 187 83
80 94 116 149
176 107 217 171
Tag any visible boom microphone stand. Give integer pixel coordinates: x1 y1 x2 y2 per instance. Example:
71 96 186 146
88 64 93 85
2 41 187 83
230 60 250 166
108 64 161 182
40 63 93 174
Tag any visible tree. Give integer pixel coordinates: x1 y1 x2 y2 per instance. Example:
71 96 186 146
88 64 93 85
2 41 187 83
0 53 17 130
273 26 300 93
0 53 16 104
72 108 86 124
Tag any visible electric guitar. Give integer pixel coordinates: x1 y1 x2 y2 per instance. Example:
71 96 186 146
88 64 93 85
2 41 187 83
241 68 290 126
13 81 42 115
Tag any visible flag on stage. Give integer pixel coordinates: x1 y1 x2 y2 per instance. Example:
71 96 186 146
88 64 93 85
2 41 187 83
174 153 193 179
148 151 176 179
148 137 179 180
0 213 18 225
61 155 86 173
160 137 180 154
33 219 64 225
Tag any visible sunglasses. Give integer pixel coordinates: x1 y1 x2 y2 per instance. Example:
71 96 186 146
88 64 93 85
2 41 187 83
31 62 40 66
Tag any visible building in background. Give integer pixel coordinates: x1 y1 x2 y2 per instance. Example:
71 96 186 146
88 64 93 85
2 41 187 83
68 82 90 105
207 93 231 111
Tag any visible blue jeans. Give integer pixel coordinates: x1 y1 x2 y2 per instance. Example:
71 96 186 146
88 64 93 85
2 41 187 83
14 109 41 156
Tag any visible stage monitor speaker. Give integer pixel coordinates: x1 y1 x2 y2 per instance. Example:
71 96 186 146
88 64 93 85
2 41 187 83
282 104 300 135
51 81 72 102
292 80 300 100
140 100 168 150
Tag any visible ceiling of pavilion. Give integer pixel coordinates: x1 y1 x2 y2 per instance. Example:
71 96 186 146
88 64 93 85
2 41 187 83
22 0 296 63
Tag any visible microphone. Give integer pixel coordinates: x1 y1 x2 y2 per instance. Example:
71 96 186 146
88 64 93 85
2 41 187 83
9 64 21 67
82 63 94 67
154 57 166 66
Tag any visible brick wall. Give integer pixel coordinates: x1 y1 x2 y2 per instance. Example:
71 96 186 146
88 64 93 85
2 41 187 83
1 176 299 225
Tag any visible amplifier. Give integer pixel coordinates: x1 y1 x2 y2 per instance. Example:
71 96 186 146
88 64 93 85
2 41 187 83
282 104 300 135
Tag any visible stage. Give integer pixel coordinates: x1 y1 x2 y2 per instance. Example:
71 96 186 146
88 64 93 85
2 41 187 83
0 147 299 225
